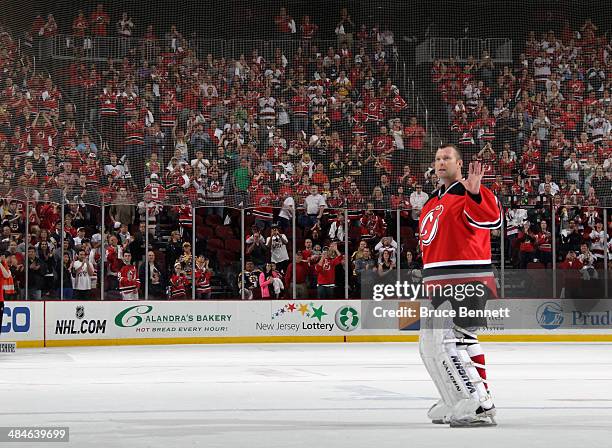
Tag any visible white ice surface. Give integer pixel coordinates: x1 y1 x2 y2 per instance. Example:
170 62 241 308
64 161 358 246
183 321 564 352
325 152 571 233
1 343 611 448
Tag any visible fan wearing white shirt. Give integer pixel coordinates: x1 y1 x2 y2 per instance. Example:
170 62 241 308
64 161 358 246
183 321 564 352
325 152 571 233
409 185 429 221
278 193 295 230
72 249 95 300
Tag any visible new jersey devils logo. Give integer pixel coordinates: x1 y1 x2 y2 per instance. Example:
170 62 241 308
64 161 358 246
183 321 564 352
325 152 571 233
420 205 444 246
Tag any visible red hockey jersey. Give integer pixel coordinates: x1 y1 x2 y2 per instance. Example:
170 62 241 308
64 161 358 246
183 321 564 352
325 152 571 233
169 274 189 299
314 255 343 287
118 264 140 298
195 267 212 295
418 181 502 270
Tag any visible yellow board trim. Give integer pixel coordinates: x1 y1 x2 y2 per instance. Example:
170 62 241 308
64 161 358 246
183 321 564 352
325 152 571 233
479 334 612 342
14 340 45 348
37 334 612 347
347 334 612 343
346 335 420 342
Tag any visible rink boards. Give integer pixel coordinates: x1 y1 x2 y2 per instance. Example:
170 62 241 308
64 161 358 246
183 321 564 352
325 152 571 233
2 299 612 347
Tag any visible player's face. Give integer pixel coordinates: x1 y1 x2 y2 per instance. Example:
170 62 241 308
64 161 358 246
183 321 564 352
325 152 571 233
435 147 462 181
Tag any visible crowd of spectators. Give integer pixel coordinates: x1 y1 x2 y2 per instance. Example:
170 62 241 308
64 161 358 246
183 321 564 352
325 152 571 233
0 7 610 301
431 18 612 271
0 5 430 300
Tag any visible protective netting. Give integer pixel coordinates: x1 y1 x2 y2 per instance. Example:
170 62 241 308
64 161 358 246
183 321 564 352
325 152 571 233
0 1 609 300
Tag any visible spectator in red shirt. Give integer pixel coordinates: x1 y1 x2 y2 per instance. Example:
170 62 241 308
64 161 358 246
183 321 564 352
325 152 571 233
40 14 58 39
300 16 318 41
559 251 583 270
274 7 295 38
517 221 537 268
90 4 110 37
315 242 343 299
284 251 310 298
404 116 425 165
72 11 88 38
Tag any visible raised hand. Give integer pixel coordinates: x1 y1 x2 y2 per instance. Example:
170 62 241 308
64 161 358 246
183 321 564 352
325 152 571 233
460 161 483 195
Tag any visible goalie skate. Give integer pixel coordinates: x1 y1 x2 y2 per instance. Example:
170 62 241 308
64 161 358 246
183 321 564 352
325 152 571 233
427 400 450 424
449 405 497 427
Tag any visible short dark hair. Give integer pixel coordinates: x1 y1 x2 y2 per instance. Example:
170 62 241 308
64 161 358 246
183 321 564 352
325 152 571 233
438 143 463 161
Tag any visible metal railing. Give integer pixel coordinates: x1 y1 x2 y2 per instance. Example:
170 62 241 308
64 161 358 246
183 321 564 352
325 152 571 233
44 35 351 62
415 37 513 64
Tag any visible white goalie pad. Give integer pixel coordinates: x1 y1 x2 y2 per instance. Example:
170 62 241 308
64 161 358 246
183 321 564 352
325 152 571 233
418 307 483 420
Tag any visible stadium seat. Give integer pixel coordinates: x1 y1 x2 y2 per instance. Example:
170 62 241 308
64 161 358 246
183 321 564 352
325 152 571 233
196 226 214 240
527 262 545 269
225 239 241 253
207 238 224 251
205 214 223 227
215 225 235 240
216 249 236 268
348 225 362 240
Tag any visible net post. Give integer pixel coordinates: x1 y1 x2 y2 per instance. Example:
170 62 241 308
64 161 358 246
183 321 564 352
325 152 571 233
60 192 65 300
604 208 609 300
145 204 149 301
100 197 105 301
344 209 349 299
396 209 401 286
292 205 296 300
241 207 245 301
25 195 29 301
551 202 557 297
500 204 505 299
191 205 196 300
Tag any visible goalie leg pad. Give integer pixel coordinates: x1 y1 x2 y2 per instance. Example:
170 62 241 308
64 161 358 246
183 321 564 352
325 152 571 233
453 326 495 412
419 311 480 421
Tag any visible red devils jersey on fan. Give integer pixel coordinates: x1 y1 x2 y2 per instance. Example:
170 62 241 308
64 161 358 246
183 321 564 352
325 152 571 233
477 117 496 141
195 267 212 294
124 120 144 145
160 101 178 128
99 91 118 116
144 182 167 203
121 94 139 115
372 135 394 155
389 94 408 113
105 245 124 274
176 204 193 229
266 145 285 165
118 264 140 296
314 255 343 286
291 95 309 116
365 98 384 122
169 274 188 299
252 193 275 221
38 203 59 231
535 231 552 252
568 80 584 99
359 213 386 238
419 181 502 269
